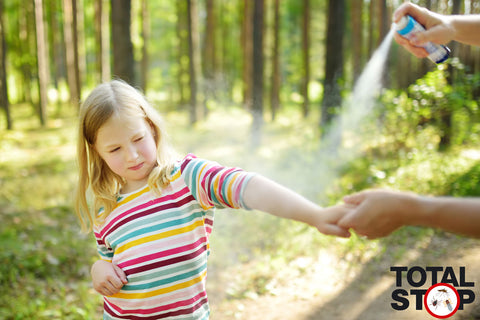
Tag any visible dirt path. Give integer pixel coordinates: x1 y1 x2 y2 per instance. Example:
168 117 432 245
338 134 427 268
208 233 480 320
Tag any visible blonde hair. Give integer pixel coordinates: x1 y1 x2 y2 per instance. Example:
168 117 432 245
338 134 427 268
75 80 176 232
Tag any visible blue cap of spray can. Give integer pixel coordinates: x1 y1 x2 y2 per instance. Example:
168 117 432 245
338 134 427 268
395 15 450 63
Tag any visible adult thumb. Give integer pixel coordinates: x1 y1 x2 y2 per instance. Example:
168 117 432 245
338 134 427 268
337 209 356 229
339 192 367 229
343 191 366 205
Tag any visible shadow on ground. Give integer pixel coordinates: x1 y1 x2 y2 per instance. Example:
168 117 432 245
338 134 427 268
304 232 480 320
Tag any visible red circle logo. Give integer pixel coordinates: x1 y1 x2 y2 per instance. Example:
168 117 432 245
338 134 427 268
424 283 460 318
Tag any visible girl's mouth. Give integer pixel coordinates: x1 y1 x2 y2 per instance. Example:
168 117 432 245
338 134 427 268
129 162 144 171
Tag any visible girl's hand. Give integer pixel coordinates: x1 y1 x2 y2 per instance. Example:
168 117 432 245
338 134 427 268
91 260 128 296
313 204 352 238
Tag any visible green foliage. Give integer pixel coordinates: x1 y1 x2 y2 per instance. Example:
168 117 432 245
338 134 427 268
379 62 480 153
1 64 480 317
331 63 480 199
448 161 480 196
0 206 100 319
0 104 100 319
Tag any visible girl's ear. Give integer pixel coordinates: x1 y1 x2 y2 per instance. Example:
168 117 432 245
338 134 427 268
89 140 98 154
89 142 104 162
147 118 157 138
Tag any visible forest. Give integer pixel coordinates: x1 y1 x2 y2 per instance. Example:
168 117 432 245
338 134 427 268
1 0 480 319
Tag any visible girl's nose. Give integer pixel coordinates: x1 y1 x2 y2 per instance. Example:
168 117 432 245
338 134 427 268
125 145 139 161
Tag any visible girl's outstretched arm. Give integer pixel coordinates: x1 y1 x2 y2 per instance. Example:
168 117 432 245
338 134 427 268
91 260 128 296
242 175 351 237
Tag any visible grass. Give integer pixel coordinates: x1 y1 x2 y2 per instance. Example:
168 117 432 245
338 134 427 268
1 101 479 319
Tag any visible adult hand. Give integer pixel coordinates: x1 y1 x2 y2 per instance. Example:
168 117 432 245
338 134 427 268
338 189 416 239
393 2 455 57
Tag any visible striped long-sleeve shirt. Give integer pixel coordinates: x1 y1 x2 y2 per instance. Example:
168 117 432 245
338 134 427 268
93 154 256 319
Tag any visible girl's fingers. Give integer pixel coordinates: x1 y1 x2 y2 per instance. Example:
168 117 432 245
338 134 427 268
113 264 128 284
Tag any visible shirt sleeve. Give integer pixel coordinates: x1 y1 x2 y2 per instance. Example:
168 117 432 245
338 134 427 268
180 154 256 210
93 230 114 262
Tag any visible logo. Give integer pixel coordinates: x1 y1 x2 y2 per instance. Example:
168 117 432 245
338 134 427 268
390 266 475 318
424 283 460 319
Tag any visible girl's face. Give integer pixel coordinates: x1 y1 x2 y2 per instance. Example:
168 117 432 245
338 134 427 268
95 113 157 194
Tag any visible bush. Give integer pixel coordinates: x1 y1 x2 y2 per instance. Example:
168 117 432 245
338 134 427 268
379 62 480 152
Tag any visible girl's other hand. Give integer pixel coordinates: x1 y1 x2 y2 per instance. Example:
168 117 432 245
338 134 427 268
91 260 128 296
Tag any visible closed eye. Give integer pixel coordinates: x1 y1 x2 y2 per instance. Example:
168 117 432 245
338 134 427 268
109 147 120 153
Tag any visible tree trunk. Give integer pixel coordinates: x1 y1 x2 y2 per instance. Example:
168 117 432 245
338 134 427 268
367 0 374 58
46 0 61 92
321 0 345 126
63 0 80 108
0 0 11 129
301 0 310 118
94 0 110 83
34 0 48 126
351 0 364 82
378 0 390 87
140 0 149 91
94 0 102 83
251 0 264 146
377 0 389 46
111 0 134 84
19 1 34 105
176 1 188 106
439 0 462 151
102 0 111 82
76 0 86 86
471 1 480 84
242 0 253 109
270 0 280 121
187 0 199 124
203 0 216 99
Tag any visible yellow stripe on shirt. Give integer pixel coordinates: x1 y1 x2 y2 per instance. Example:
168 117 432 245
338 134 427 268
110 270 207 299
116 186 151 208
115 219 205 255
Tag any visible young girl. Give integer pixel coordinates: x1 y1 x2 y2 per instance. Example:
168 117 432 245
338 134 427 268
75 80 351 320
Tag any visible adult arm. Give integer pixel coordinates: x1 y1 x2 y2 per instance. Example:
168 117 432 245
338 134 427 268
393 2 480 57
338 189 480 239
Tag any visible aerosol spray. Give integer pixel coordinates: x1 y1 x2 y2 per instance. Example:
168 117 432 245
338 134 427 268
395 15 450 63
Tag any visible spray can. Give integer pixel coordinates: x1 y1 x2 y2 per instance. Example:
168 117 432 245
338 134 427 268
395 15 450 63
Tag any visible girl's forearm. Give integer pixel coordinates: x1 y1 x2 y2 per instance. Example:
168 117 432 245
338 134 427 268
243 175 320 226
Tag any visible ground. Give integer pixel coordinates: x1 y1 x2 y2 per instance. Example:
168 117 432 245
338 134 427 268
208 232 480 320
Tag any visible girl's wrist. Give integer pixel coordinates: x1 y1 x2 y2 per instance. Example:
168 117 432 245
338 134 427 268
300 205 325 227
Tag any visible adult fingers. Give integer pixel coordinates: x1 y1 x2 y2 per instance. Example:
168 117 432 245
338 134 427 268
393 33 429 57
393 2 429 26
